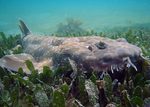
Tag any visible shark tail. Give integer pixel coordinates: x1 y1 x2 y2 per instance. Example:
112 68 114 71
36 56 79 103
19 20 31 36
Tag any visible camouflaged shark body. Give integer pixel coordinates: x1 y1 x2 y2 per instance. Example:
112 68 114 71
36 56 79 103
0 20 142 75
21 20 142 73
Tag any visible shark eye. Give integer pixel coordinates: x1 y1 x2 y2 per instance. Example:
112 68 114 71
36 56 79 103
95 41 107 49
88 46 93 51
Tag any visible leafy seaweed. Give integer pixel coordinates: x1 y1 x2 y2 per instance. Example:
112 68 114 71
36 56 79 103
0 32 22 58
52 90 65 107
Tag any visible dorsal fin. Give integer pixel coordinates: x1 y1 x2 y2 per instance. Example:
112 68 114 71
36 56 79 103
19 20 31 36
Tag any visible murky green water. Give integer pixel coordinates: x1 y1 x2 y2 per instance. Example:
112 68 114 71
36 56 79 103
0 0 150 34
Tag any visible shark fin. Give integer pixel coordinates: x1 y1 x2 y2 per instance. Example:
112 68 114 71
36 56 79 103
19 20 31 36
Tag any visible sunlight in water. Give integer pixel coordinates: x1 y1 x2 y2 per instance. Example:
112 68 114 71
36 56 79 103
0 0 150 34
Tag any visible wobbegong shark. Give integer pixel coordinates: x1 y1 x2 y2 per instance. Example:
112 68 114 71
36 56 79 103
0 20 142 78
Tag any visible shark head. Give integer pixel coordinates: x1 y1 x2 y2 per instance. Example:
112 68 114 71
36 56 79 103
51 37 141 73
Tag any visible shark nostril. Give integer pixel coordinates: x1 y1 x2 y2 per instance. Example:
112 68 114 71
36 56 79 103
95 41 107 49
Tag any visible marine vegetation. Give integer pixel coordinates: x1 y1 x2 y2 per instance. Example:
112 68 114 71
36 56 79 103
56 18 87 36
0 59 150 107
0 20 150 107
0 32 22 58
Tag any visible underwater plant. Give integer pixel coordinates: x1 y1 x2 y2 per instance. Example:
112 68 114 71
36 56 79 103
0 32 22 58
56 18 87 36
0 58 150 107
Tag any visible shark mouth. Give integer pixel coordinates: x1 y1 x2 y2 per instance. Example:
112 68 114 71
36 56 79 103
92 57 137 73
67 54 141 80
97 57 139 81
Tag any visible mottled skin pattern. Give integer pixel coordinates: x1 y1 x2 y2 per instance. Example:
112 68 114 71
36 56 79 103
0 20 142 77
23 35 141 73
